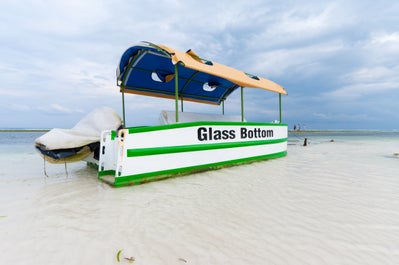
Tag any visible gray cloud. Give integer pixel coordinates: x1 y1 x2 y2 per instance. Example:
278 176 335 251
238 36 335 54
0 0 398 129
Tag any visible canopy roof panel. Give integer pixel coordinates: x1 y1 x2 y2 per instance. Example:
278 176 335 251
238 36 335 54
117 41 286 105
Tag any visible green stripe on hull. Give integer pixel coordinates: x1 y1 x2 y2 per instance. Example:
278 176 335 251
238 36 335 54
128 121 288 134
111 130 117 140
127 138 287 157
98 170 116 177
110 150 287 187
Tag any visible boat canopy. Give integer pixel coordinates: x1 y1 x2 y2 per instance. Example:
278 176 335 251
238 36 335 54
117 41 286 105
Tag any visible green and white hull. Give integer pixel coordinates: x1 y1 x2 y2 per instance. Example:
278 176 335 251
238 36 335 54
99 121 287 186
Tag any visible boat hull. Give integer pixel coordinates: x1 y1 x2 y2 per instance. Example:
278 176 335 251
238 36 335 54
98 121 287 187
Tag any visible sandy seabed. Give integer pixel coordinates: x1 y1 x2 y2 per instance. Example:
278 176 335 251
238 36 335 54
1 135 399 265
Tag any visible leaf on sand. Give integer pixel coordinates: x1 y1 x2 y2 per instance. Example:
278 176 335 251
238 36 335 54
116 250 123 262
124 256 135 263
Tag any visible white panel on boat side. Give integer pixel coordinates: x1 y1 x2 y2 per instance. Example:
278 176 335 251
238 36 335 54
124 125 287 149
99 130 118 172
117 142 287 177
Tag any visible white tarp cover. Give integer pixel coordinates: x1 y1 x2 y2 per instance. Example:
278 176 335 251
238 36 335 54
35 107 122 150
159 110 245 125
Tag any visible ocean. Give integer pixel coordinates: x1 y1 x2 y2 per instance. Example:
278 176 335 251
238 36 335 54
1 130 398 265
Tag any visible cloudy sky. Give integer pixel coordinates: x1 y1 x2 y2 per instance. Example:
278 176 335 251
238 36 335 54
1 0 398 129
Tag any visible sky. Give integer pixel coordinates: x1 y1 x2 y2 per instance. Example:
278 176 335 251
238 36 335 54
1 0 398 130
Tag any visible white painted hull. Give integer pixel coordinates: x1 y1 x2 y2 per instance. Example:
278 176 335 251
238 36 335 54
98 121 287 186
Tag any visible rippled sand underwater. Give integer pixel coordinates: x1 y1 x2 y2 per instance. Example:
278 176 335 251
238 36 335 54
1 131 399 265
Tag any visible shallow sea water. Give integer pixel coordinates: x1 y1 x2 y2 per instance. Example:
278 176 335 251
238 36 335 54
0 131 398 265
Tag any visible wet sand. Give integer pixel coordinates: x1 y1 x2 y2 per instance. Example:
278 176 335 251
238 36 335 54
1 134 399 264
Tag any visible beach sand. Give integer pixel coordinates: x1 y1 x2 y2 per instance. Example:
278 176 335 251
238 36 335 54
1 133 399 264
